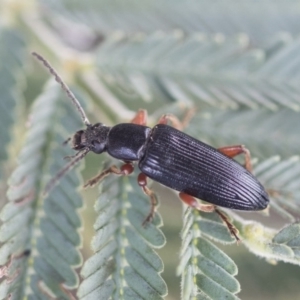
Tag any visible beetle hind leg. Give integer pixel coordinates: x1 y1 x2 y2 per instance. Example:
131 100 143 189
179 192 215 212
179 192 240 242
215 208 240 242
218 145 252 172
137 173 158 225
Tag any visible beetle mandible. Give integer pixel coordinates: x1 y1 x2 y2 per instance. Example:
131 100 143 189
33 52 269 241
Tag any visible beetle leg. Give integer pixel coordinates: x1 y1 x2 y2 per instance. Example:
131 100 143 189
218 145 252 172
158 108 195 130
62 137 71 145
130 109 148 125
137 173 158 225
179 192 215 212
215 208 240 242
179 192 240 242
84 163 134 187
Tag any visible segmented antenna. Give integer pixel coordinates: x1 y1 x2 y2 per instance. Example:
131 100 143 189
43 149 89 196
32 52 91 126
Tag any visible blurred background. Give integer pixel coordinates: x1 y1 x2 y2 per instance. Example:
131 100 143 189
1 0 300 299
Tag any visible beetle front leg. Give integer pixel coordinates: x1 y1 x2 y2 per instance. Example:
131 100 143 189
218 145 252 172
179 192 240 242
84 163 134 188
137 173 158 225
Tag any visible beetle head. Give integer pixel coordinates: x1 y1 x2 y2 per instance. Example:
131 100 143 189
72 123 110 154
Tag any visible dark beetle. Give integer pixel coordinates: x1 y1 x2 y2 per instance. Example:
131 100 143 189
33 52 269 240
74 121 269 211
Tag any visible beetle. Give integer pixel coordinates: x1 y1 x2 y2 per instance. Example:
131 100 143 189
33 52 269 241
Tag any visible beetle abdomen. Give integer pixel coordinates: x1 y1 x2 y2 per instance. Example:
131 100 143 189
139 124 269 210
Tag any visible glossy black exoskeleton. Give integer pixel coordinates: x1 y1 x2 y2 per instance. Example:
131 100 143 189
33 51 269 240
74 121 269 211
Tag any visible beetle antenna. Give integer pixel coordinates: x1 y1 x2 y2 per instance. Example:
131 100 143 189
43 148 89 196
32 52 91 126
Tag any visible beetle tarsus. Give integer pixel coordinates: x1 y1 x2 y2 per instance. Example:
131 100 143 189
141 188 158 226
142 209 154 227
138 173 158 226
215 208 240 242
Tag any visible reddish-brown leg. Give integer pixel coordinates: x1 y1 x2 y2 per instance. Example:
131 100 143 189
158 108 195 130
218 145 252 172
179 192 240 242
130 109 148 125
84 163 134 188
215 208 240 242
137 173 158 225
179 192 215 212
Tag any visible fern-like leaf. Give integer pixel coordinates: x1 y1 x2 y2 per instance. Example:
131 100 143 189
4 2 300 298
0 26 26 177
213 156 300 265
178 207 240 300
179 154 300 297
253 156 300 222
0 81 85 299
41 0 300 45
78 173 167 299
235 220 300 266
187 108 300 159
91 33 300 111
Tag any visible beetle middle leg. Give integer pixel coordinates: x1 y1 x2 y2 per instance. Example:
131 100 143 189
179 192 240 241
84 163 134 187
137 173 158 225
218 145 252 172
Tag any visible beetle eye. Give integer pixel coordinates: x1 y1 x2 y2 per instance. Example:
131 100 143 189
72 130 86 150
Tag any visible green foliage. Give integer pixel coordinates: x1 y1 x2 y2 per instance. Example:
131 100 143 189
0 81 84 299
178 208 240 299
0 26 26 176
0 1 300 299
78 175 166 299
94 33 300 111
